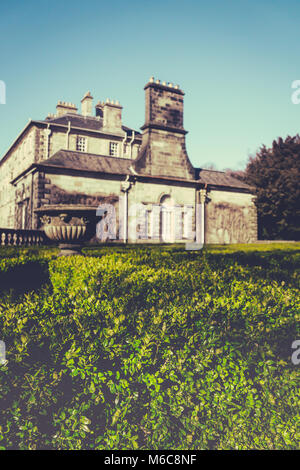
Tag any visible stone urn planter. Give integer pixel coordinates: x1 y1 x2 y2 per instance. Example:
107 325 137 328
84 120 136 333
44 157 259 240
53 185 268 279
35 204 99 256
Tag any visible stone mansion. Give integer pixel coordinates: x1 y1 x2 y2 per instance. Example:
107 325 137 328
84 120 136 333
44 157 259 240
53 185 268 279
0 78 257 244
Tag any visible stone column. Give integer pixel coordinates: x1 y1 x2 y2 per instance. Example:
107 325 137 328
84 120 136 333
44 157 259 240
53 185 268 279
199 189 207 245
120 179 131 243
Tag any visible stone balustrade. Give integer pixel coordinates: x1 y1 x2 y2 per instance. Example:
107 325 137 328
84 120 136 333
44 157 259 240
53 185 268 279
0 228 47 246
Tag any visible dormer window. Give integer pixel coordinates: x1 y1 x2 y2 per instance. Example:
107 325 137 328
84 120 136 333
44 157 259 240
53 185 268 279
109 142 119 156
76 136 87 152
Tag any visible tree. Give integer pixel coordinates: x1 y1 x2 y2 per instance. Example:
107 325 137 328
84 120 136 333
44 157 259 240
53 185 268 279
201 162 218 170
244 135 300 240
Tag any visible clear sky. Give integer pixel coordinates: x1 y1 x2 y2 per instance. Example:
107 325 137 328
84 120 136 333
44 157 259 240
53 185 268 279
0 0 300 170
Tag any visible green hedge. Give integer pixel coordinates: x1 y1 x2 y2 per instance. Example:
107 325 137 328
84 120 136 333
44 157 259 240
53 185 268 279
0 247 299 449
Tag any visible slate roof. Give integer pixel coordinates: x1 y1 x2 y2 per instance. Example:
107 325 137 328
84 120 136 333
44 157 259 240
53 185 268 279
39 150 131 175
44 113 141 136
46 114 103 131
38 150 253 191
195 168 252 190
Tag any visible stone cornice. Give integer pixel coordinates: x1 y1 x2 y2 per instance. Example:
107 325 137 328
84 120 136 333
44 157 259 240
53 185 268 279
140 122 188 135
144 82 184 96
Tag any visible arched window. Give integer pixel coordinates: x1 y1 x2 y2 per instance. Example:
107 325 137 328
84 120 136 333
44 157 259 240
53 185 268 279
160 195 175 242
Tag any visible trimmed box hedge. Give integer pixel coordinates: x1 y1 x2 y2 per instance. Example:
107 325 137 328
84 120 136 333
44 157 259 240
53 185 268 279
0 244 299 449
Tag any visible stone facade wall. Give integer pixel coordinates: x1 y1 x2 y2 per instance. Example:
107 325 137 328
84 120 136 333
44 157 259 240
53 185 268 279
46 173 122 202
45 129 140 160
0 123 140 228
127 179 196 243
205 190 257 243
0 126 39 228
37 172 123 239
1 148 258 243
7 170 49 230
33 171 200 244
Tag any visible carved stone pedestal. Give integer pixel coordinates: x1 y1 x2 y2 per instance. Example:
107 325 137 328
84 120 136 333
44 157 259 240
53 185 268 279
58 244 83 257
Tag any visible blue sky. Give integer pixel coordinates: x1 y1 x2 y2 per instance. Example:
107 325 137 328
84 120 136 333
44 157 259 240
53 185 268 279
0 0 300 170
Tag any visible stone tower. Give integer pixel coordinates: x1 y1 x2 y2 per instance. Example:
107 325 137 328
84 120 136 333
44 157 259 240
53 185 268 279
134 77 195 179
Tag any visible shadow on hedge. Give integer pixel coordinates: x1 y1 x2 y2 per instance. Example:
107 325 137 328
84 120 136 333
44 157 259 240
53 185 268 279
204 250 300 285
0 261 50 298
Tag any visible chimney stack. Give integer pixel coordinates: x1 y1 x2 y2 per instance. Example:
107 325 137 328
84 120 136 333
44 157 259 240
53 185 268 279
134 77 194 180
56 101 78 117
102 99 123 131
143 77 184 129
81 91 93 116
95 101 104 118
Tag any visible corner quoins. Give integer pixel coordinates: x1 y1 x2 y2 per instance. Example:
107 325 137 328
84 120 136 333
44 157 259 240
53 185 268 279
34 173 52 207
34 128 44 163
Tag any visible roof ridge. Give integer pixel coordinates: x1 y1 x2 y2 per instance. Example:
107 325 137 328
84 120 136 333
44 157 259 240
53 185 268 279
198 168 226 174
49 149 135 162
48 113 101 121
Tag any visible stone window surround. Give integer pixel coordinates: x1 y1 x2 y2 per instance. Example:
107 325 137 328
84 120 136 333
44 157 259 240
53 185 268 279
76 136 87 152
109 141 119 157
138 201 194 242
